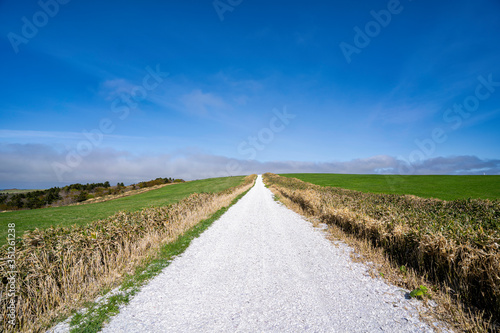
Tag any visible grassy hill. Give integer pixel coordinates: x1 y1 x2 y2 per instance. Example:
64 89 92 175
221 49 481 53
280 173 500 201
0 176 245 246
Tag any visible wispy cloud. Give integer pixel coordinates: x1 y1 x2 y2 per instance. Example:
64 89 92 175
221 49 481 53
99 79 137 100
459 108 500 130
179 89 231 116
410 156 500 175
1 144 498 189
212 72 264 92
0 130 146 142
0 130 83 140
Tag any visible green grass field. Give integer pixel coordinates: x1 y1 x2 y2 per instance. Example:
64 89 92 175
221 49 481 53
0 176 245 246
281 173 500 201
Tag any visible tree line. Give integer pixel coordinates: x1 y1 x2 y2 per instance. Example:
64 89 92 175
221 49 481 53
0 177 184 211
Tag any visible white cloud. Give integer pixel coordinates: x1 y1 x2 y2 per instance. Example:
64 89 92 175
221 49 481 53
0 144 498 189
99 78 136 100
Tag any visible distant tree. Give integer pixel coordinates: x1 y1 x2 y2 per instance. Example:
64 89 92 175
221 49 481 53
74 191 88 203
72 183 83 191
8 195 24 209
45 189 61 205
94 187 105 197
26 196 44 209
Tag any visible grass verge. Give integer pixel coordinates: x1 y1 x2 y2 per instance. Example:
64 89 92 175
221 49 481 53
65 188 250 333
281 173 500 201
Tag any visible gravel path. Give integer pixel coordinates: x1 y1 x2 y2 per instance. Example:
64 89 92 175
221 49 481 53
102 175 435 332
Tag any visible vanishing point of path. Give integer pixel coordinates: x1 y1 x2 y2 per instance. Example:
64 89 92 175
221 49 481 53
102 175 435 332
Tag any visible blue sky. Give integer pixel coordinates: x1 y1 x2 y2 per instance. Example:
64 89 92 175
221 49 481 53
1 0 500 188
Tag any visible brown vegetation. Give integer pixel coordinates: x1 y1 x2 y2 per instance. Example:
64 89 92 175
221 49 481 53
0 175 256 332
263 173 499 331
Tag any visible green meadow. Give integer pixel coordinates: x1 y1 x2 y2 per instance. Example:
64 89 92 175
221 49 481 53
281 173 500 201
0 176 244 246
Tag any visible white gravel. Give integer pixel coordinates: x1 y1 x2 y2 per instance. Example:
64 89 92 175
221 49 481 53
101 175 437 332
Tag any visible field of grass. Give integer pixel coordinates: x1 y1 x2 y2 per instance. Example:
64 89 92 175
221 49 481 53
0 176 245 246
281 173 500 201
0 189 37 194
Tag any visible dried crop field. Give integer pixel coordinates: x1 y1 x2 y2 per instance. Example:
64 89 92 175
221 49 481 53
0 175 256 332
263 173 500 329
